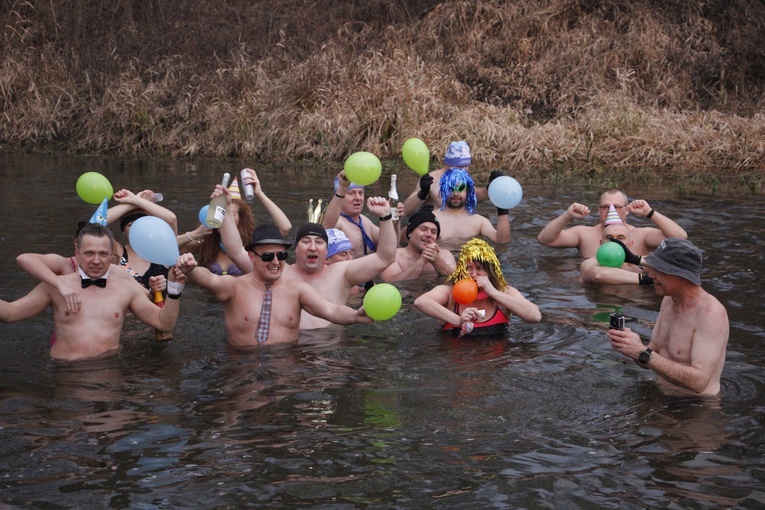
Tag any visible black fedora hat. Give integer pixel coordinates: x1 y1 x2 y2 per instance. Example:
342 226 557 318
244 224 292 252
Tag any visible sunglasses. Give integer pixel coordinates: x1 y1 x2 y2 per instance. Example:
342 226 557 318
251 251 289 262
451 182 467 192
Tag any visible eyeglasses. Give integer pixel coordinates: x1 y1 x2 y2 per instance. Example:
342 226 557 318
451 182 467 192
598 204 626 211
251 251 289 262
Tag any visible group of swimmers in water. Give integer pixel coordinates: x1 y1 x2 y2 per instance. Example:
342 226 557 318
0 140 729 396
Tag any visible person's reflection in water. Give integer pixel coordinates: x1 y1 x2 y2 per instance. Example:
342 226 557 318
192 330 357 440
626 384 742 507
45 357 153 437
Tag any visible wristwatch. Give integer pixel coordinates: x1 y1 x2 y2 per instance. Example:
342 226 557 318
638 348 652 364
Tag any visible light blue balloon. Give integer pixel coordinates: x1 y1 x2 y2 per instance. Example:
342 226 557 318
128 216 180 266
488 175 523 209
198 205 213 228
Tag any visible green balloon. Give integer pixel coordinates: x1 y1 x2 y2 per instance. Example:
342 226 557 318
596 241 626 268
402 137 430 176
363 283 402 321
76 172 114 204
344 151 382 186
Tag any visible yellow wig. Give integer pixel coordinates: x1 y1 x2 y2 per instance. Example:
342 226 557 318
447 238 507 291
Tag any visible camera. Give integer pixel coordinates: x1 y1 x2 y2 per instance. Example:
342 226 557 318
609 312 625 330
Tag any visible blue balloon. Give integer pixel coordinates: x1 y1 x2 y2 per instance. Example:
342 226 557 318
198 205 213 228
128 216 180 266
488 175 523 209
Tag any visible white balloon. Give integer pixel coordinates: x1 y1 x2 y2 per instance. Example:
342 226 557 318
488 176 523 209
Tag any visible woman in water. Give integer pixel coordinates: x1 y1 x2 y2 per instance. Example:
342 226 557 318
414 238 541 337
191 168 291 276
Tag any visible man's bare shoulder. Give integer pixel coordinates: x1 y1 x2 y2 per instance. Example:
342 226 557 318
697 291 728 318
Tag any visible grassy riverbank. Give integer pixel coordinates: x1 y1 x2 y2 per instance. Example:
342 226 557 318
1 1 763 191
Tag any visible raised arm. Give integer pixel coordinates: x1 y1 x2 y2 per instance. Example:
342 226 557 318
479 215 511 244
627 199 688 248
537 203 591 248
214 186 254 274
175 252 236 302
475 275 541 323
403 173 435 217
177 224 213 253
343 197 396 286
112 189 178 233
321 170 347 230
242 168 292 236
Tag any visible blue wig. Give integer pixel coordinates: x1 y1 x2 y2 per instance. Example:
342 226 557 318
439 168 476 214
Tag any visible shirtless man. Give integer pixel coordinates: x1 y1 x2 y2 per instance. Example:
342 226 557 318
402 140 490 216
283 199 396 329
579 206 654 285
433 168 511 243
607 238 729 395
176 224 372 347
382 205 456 282
322 172 403 257
0 224 183 361
219 194 397 330
538 189 687 259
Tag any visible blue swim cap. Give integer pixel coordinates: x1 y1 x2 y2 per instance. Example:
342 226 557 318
444 140 471 167
326 228 353 258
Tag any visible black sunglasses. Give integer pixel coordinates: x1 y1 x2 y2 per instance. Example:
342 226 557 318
251 250 289 262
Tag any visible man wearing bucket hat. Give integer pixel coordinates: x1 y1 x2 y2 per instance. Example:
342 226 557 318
607 238 729 395
382 205 456 282
175 224 373 346
538 189 688 259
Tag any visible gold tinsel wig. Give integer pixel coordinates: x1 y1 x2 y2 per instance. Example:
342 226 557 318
447 238 507 291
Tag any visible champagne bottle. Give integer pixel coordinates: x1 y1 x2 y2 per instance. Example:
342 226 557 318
153 290 173 342
388 173 399 221
205 173 231 228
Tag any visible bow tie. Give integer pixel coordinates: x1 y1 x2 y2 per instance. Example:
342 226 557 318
81 278 107 289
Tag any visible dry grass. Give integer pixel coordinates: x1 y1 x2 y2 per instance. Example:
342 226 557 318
1 0 763 189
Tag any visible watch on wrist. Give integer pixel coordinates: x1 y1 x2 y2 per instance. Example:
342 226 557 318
638 347 652 364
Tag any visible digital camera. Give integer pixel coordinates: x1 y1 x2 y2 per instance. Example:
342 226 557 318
609 312 625 330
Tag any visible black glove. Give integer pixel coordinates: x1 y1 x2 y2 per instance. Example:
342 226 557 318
417 175 433 200
363 280 376 291
638 273 654 285
488 169 504 184
610 239 642 266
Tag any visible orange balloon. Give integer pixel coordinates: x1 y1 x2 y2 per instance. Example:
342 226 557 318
452 279 478 305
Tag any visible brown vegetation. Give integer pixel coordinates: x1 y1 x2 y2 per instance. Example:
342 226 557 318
1 1 763 188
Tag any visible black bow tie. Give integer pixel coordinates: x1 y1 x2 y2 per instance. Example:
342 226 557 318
81 278 107 289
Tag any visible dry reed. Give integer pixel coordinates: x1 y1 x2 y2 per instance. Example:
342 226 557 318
1 0 763 190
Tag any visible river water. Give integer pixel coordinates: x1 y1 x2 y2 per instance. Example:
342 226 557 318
0 152 763 509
